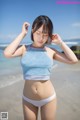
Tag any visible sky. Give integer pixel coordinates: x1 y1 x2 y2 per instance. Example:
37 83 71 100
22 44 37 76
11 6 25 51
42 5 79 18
0 0 80 44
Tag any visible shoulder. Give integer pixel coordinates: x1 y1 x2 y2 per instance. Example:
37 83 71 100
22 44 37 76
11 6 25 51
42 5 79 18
22 44 31 55
45 45 56 58
23 44 31 50
45 45 55 54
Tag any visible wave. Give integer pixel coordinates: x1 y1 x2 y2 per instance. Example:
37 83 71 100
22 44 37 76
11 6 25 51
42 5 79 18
65 41 79 45
0 40 80 47
0 75 22 89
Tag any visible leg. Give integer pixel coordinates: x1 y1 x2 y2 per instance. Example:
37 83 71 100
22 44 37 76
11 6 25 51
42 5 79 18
22 99 38 120
41 98 57 120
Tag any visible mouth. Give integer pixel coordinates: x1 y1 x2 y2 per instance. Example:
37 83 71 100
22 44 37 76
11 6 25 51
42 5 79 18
38 41 44 44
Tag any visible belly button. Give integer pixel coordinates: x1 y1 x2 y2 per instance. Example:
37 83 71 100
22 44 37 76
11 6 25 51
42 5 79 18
35 88 38 94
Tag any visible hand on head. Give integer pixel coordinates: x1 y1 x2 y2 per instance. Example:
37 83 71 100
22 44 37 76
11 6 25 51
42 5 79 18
22 22 30 35
51 34 63 45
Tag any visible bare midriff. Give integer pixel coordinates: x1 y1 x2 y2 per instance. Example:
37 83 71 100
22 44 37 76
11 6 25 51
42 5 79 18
23 80 55 100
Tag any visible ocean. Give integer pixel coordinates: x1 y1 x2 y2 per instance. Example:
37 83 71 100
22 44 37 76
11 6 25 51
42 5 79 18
0 39 80 88
0 50 21 76
0 49 23 88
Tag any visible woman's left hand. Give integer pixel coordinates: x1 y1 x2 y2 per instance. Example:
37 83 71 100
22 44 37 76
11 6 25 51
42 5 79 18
51 34 63 45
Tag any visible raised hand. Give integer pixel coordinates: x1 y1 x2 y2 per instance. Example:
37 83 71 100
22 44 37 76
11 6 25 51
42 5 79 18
51 34 63 45
22 22 30 35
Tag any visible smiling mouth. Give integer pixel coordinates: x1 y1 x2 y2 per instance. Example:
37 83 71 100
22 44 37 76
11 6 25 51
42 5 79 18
38 41 43 44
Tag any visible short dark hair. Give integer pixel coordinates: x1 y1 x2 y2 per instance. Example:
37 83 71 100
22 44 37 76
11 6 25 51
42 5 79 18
31 15 53 43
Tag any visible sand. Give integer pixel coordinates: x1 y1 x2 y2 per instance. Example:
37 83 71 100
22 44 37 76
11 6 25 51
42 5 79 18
0 61 80 120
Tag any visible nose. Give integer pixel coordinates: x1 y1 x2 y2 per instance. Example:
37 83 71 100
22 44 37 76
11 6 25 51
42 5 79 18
40 34 44 39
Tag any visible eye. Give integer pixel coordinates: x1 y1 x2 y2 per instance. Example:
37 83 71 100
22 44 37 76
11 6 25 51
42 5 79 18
36 32 40 35
44 34 48 37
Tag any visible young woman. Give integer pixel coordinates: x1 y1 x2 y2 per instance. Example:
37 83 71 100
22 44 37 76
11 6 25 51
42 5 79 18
4 15 78 120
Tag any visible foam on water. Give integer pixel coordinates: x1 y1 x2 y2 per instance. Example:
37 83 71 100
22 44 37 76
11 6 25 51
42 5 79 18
0 76 22 88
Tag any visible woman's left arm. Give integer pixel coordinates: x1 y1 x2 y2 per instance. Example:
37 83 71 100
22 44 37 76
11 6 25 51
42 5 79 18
51 34 78 64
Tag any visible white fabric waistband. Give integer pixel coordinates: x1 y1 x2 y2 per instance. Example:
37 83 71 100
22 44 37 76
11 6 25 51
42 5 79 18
24 75 50 80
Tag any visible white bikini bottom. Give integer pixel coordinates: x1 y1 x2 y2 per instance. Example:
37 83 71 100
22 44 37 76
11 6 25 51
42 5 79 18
22 92 56 107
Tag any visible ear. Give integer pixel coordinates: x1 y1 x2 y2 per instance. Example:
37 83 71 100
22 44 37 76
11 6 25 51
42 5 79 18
47 37 51 44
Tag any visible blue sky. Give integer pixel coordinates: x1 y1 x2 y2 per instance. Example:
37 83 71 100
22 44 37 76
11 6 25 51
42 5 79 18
0 0 80 44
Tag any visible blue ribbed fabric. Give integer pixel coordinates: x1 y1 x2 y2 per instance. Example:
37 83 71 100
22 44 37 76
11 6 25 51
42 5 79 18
21 44 53 80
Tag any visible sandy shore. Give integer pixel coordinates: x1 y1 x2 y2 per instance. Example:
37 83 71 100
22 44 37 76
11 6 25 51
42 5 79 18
0 61 80 120
51 61 80 120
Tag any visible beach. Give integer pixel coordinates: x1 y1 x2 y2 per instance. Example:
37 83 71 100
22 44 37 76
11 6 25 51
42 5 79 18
51 61 80 120
0 60 80 120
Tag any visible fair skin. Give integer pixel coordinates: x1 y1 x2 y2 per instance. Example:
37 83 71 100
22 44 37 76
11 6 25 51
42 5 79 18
4 22 78 120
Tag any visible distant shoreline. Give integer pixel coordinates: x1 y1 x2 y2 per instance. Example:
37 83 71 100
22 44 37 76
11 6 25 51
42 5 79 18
0 42 80 59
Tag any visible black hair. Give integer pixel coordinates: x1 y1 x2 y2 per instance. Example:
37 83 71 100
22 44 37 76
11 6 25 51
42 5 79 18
31 15 53 42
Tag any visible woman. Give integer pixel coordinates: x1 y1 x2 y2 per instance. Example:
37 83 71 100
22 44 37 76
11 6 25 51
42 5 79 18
4 15 78 120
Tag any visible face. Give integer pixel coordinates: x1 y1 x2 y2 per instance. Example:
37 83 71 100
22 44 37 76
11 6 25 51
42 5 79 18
33 25 49 47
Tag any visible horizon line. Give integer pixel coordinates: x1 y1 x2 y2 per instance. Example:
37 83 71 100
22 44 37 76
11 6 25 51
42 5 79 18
56 1 80 4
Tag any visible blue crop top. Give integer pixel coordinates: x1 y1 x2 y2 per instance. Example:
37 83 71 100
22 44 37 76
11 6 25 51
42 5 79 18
21 44 54 80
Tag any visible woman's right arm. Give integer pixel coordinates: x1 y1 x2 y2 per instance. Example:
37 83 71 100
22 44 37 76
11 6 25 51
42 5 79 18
4 22 30 58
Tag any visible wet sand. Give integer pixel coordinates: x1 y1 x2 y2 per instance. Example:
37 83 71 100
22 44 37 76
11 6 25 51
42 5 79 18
0 61 80 120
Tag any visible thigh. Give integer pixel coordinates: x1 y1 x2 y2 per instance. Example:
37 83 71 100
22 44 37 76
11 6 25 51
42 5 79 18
41 98 57 120
22 99 38 120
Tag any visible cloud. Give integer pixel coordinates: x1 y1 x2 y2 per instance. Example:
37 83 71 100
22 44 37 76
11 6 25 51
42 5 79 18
72 22 80 27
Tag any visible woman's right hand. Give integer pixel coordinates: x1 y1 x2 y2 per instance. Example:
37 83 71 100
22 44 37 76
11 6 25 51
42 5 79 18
22 22 30 36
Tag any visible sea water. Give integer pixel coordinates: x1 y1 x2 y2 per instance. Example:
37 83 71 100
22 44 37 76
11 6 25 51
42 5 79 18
0 49 23 88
